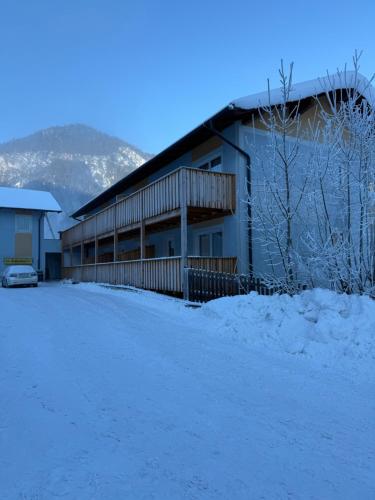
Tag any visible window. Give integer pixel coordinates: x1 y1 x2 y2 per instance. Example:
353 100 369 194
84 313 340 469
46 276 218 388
198 231 223 257
212 231 223 257
199 234 211 256
15 214 32 233
210 156 222 169
168 239 175 257
198 155 222 172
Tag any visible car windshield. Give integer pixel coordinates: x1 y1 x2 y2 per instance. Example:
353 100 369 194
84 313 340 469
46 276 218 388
5 266 35 275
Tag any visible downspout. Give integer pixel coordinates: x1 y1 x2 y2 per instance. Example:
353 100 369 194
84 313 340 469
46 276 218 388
204 120 253 276
38 213 43 271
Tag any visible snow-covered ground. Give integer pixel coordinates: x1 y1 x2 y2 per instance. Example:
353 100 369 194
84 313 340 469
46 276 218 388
0 283 374 499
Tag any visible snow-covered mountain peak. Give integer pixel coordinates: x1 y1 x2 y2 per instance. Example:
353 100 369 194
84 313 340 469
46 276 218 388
0 124 152 231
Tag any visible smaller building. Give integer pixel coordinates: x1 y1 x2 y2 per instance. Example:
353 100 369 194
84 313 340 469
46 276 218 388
0 186 62 279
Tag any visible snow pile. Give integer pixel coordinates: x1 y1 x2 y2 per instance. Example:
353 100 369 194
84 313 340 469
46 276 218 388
73 283 375 377
201 288 375 375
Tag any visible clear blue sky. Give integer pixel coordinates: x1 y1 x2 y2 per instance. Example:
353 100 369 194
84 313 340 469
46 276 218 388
0 0 374 154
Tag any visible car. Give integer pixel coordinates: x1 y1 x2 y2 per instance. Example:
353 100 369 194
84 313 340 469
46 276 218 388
2 265 38 288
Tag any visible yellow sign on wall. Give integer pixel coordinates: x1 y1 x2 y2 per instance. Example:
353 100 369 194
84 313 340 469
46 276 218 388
3 257 33 265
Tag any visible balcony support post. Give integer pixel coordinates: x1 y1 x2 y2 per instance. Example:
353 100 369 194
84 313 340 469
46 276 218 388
180 169 188 299
140 195 145 288
80 221 84 266
114 206 118 264
94 215 98 281
140 221 145 288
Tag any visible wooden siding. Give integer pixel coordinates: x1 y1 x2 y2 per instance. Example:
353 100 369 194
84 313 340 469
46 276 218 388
82 217 96 241
143 257 181 291
186 168 236 210
96 205 115 235
62 167 235 248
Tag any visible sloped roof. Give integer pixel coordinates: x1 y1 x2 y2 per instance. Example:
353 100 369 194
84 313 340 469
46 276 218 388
72 71 375 218
0 186 61 212
71 105 240 217
232 71 375 109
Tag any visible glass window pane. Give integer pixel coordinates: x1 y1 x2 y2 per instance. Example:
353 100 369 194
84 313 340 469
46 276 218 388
199 234 210 256
15 214 32 233
212 231 223 257
168 240 175 257
210 156 222 168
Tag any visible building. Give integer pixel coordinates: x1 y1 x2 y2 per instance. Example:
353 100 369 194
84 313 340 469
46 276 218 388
0 187 62 279
61 72 375 298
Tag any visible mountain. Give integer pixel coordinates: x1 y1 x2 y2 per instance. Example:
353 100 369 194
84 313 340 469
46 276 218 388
0 124 152 233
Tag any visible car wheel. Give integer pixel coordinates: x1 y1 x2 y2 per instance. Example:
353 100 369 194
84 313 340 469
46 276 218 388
33 283 38 288
2 278 7 288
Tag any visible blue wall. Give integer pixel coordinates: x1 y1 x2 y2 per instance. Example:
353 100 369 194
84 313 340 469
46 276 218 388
0 208 61 275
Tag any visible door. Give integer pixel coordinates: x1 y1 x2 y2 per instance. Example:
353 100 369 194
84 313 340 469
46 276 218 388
45 253 61 280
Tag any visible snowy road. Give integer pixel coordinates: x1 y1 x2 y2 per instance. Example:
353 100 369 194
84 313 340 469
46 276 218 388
0 283 374 499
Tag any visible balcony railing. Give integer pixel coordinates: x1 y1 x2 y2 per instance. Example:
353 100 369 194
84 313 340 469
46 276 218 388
62 256 238 293
62 167 236 248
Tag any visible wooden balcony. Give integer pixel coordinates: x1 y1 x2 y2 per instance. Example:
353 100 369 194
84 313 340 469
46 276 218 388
62 167 236 247
61 167 237 298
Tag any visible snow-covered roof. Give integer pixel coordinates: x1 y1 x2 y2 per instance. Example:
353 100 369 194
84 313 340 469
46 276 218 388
231 71 375 110
72 71 375 219
0 186 61 212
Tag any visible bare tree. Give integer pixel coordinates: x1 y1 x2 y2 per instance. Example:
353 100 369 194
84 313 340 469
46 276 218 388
247 61 312 292
303 53 375 293
248 53 375 295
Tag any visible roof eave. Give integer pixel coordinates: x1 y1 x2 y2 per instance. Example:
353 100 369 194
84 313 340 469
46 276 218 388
0 206 62 213
72 104 242 218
